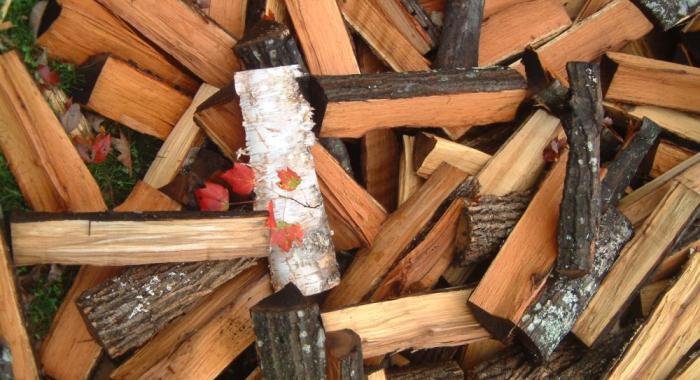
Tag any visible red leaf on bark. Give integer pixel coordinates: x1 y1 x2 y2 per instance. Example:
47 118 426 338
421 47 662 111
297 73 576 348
277 167 301 191
91 132 112 164
37 65 60 87
195 181 229 211
219 163 255 197
270 222 303 252
266 200 277 228
543 137 567 163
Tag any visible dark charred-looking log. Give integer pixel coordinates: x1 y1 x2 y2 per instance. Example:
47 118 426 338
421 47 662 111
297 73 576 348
387 361 464 380
456 191 532 266
434 0 485 69
601 118 661 208
77 259 256 357
251 283 326 380
234 20 307 71
516 209 633 362
326 329 364 380
636 0 700 31
556 62 604 278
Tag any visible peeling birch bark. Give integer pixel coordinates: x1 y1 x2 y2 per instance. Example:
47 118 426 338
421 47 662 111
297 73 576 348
235 65 340 295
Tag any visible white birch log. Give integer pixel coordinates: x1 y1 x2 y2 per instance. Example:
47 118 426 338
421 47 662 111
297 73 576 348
234 65 340 295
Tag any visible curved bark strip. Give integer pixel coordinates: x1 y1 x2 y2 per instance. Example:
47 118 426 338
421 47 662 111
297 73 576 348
235 65 340 295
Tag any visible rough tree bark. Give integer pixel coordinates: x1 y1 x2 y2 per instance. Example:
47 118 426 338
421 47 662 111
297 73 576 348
387 361 464 380
251 283 326 379
235 65 340 295
636 0 700 30
434 0 485 69
326 329 364 380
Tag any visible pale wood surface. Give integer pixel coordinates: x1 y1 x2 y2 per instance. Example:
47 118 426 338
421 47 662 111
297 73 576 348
639 279 672 317
12 214 269 266
607 252 700 379
652 140 696 178
574 181 700 346
207 0 247 38
284 0 359 75
83 56 192 140
605 52 700 114
652 239 699 282
674 353 700 380
112 264 273 379
97 0 241 87
626 105 700 144
399 135 424 206
415 133 491 178
113 181 182 212
374 0 434 54
477 109 562 196
324 164 469 310
193 93 246 160
363 130 400 212
458 339 508 371
575 0 613 20
143 84 217 188
37 0 198 93
322 289 491 358
419 0 524 17
339 0 430 72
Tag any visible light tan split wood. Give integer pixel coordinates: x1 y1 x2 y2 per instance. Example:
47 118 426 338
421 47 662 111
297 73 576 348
414 133 492 178
399 135 425 205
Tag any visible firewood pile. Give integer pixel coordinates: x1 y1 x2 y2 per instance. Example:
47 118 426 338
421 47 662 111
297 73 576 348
1 0 700 379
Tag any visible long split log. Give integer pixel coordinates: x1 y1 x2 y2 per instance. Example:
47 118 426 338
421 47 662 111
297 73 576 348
204 0 248 38
373 0 437 55
414 133 492 178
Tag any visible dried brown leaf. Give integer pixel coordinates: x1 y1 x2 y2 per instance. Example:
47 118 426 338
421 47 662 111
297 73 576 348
113 129 133 176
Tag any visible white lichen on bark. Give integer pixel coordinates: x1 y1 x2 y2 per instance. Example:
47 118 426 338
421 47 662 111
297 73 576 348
234 65 340 295
638 0 700 30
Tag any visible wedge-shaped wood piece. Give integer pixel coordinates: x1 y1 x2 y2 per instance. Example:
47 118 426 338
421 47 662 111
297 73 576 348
623 105 700 145
114 181 182 212
74 55 192 140
0 218 39 380
414 133 492 178
143 84 217 188
399 135 424 205
479 0 571 66
637 0 700 30
12 211 269 266
312 68 527 138
205 0 247 38
97 0 241 87
194 84 246 160
652 239 699 282
327 329 364 380
639 279 673 317
111 263 272 379
339 0 430 72
469 154 567 340
574 180 700 346
514 0 653 83
36 0 199 93
324 164 476 310
607 251 700 379
602 52 700 114
284 0 359 75
322 289 490 357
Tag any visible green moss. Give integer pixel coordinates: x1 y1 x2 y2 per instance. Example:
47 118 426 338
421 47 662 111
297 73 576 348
25 274 68 340
0 154 28 212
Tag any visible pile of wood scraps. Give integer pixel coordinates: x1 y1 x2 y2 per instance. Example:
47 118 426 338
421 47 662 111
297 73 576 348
0 0 699 379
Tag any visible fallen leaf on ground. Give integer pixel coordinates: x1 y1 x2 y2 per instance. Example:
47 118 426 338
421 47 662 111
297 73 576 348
37 64 60 87
112 129 133 176
220 163 255 197
195 181 229 211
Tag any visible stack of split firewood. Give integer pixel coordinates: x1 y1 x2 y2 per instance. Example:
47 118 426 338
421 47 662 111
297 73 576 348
1 0 700 379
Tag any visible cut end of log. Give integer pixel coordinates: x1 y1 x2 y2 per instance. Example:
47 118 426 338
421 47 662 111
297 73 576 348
251 282 311 313
71 54 109 105
467 300 515 342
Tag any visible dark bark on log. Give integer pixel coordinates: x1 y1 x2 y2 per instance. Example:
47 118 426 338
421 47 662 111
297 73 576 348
434 0 485 69
251 283 326 380
636 0 700 30
456 191 532 266
400 0 439 45
533 80 569 116
77 259 256 357
556 62 604 278
516 209 633 362
601 118 662 208
326 329 364 380
387 361 464 380
234 20 307 71
320 138 354 177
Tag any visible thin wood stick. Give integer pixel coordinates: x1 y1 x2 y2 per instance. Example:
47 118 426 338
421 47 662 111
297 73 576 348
399 135 424 205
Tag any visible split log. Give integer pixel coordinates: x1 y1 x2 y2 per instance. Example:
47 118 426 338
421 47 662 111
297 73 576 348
284 0 359 75
321 288 491 357
556 62 604 277
468 154 567 340
143 84 217 188
399 135 424 205
363 130 400 212
434 0 484 69
339 0 430 72
672 351 700 380
639 279 673 317
368 370 387 380
607 251 700 379
621 104 700 144
458 339 508 371
97 0 241 87
652 238 699 282
11 211 268 266
193 84 246 160
74 55 192 140
574 179 700 346
652 140 696 178
512 0 653 83
414 133 492 178
251 284 326 379
601 118 662 206
576 0 614 20
235 65 340 295
602 52 700 114
36 0 198 94
387 361 464 380
114 181 182 212
456 191 532 266
323 164 476 309
204 0 247 38
111 263 272 379
368 198 463 301
515 208 633 362
234 20 307 70
374 0 437 54
637 0 700 30
0 215 39 380
312 68 527 138
326 329 364 380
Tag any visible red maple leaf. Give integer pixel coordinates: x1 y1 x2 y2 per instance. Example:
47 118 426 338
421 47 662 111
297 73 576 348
91 132 112 164
543 137 567 163
220 163 255 197
277 167 302 191
266 200 277 228
37 65 61 87
195 181 229 211
270 222 303 252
